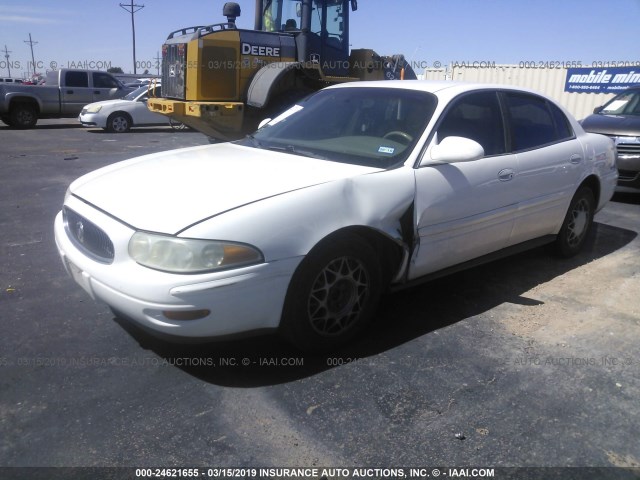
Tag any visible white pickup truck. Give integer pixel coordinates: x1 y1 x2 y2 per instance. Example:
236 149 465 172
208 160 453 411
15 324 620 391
0 69 135 128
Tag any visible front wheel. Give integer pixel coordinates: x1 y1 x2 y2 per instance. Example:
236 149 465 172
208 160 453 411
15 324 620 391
106 112 131 133
553 186 595 257
280 234 382 352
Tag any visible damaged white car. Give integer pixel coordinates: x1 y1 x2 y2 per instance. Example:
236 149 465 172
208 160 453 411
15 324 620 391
54 81 617 350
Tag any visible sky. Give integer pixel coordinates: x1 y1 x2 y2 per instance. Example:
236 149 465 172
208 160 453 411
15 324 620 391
0 0 639 78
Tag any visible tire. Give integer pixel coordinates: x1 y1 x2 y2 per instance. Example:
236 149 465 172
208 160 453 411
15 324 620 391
280 233 382 352
106 112 132 133
9 103 38 128
1 115 13 126
553 186 595 257
169 118 188 131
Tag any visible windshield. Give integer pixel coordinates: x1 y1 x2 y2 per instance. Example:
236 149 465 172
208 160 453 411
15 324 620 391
600 89 640 116
239 87 437 168
263 0 301 32
124 85 161 101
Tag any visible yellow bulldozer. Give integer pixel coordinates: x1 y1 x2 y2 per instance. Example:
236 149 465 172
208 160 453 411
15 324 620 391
147 0 416 140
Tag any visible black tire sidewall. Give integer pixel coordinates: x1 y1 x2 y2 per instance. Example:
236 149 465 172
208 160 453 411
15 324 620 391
280 234 382 352
10 104 37 128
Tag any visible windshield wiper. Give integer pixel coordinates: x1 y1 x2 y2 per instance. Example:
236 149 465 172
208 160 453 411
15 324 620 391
263 144 328 160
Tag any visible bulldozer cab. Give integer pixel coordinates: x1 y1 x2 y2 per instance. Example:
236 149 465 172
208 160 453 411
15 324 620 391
257 0 355 76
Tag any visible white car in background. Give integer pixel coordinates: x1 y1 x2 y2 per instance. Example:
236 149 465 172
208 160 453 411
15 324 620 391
79 83 184 133
56 81 617 351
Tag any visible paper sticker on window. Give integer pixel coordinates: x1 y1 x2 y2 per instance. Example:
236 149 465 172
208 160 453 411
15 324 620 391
378 146 395 154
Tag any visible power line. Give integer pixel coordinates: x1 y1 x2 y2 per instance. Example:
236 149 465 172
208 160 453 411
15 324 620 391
119 0 145 74
24 33 38 77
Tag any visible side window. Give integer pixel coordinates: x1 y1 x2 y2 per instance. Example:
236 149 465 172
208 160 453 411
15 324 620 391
65 71 89 88
436 91 506 156
92 72 119 89
503 92 563 151
548 102 574 140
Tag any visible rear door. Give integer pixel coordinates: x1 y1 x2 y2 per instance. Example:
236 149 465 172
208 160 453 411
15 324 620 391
91 72 124 102
411 90 519 279
501 91 583 243
61 71 93 115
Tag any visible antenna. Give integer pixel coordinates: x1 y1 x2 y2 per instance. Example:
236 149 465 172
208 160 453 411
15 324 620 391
119 0 145 74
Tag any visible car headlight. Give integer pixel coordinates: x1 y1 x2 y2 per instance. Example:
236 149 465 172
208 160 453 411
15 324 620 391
85 105 102 113
129 232 263 274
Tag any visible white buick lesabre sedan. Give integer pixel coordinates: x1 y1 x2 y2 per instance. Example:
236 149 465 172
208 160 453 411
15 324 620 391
55 81 617 351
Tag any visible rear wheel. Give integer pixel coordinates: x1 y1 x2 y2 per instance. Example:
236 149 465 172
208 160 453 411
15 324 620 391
280 234 382 352
106 112 132 133
10 104 38 128
553 186 595 257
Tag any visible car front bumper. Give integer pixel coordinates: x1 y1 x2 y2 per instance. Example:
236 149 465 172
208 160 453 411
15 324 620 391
78 113 104 128
612 136 640 192
53 198 302 340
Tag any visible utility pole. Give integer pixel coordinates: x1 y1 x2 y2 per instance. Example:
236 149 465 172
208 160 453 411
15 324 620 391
119 0 145 74
154 51 161 76
2 45 11 77
24 33 38 77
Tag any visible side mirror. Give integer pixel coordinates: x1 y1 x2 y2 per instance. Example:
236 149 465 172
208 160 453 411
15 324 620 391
258 118 271 129
351 0 358 11
593 106 603 114
427 136 484 164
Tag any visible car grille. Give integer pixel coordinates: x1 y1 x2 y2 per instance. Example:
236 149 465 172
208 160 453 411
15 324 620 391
162 42 187 100
63 207 115 263
616 142 640 158
618 169 639 181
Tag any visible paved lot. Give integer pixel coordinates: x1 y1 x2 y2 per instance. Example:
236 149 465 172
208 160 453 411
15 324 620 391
1 120 639 477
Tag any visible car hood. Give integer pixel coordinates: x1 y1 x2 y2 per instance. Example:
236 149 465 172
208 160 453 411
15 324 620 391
83 98 133 111
581 113 640 136
70 143 381 234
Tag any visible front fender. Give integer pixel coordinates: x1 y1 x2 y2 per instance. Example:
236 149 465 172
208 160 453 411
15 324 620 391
180 166 416 262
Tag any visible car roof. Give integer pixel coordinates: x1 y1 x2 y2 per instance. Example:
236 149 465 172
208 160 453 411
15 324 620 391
328 79 547 98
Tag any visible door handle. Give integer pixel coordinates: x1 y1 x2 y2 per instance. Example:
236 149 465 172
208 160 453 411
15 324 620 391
94 91 101 94
498 168 515 182
66 90 74 94
570 154 582 164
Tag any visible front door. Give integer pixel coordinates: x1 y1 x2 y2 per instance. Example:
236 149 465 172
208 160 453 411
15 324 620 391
410 91 519 279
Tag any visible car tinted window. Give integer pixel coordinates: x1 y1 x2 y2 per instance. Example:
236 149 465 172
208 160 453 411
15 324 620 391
504 92 564 151
65 71 89 88
549 102 573 140
436 91 506 156
243 87 438 168
93 72 119 89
